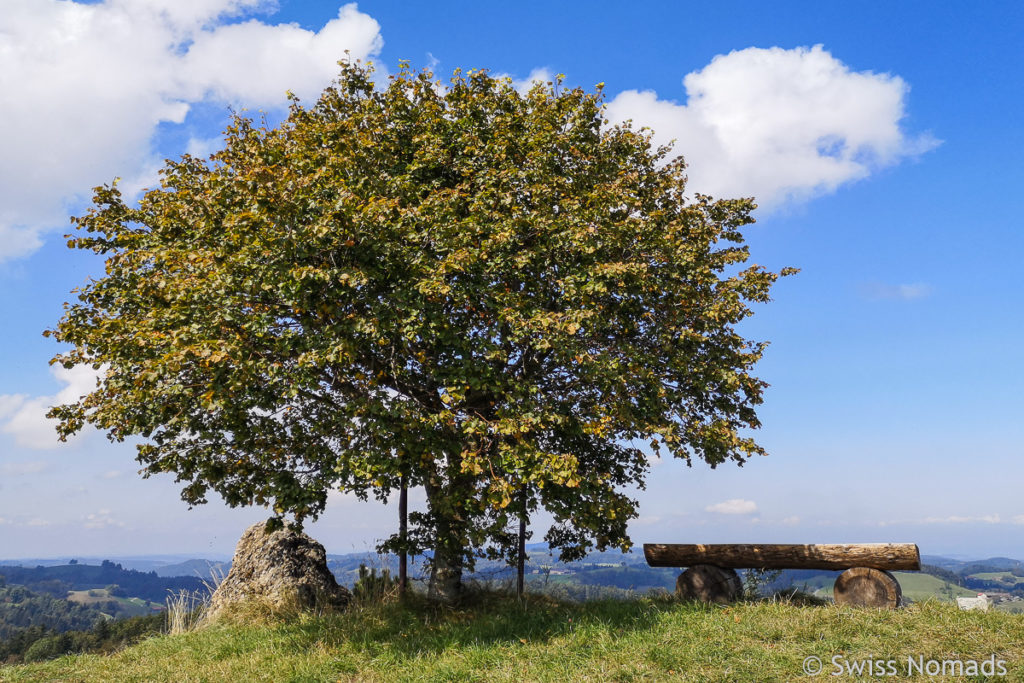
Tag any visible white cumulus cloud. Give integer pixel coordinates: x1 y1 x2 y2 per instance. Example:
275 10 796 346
182 4 384 105
605 45 938 210
0 364 105 450
0 1 383 264
508 67 556 95
705 498 758 515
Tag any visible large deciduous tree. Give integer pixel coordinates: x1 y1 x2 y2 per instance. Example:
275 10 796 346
48 62 794 601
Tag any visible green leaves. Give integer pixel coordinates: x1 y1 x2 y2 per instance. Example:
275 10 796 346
48 60 793 583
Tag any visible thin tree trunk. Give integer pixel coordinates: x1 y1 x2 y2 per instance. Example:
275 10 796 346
517 488 527 599
398 473 408 599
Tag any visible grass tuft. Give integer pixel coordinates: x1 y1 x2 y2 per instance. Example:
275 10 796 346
5 590 1024 681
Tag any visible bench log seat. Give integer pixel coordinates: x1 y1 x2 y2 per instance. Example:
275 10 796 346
643 543 921 608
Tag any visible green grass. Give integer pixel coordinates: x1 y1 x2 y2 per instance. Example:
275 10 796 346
5 591 1024 682
891 572 978 602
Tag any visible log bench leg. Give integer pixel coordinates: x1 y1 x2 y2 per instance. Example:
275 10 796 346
676 564 742 604
675 564 904 608
833 567 903 608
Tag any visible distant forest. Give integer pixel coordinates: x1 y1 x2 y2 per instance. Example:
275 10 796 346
0 561 206 603
0 561 206 664
0 579 163 663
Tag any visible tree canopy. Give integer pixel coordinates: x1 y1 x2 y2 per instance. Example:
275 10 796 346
49 61 794 600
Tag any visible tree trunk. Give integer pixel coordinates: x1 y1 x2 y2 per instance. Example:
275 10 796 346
429 538 463 603
398 474 408 599
643 543 920 571
517 488 527 599
424 476 467 603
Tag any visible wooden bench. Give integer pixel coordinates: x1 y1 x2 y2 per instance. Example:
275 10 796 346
643 543 921 608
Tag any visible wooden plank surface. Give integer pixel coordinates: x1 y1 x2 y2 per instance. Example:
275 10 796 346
643 543 921 571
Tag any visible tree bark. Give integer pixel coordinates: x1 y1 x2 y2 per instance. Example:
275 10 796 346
398 474 408 598
424 474 468 603
644 543 920 571
429 544 463 603
517 488 527 599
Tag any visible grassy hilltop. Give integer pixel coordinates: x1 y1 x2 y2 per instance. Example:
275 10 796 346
4 592 1024 682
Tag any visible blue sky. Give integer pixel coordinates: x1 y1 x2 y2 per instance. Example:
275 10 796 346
1 0 1022 560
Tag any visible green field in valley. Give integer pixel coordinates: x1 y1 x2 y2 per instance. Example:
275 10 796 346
891 573 978 603
66 589 162 619
970 571 1024 586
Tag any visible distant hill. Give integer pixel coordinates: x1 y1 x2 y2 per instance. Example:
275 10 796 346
922 555 1023 573
4 550 1023 603
149 560 230 579
0 556 214 572
0 561 205 604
